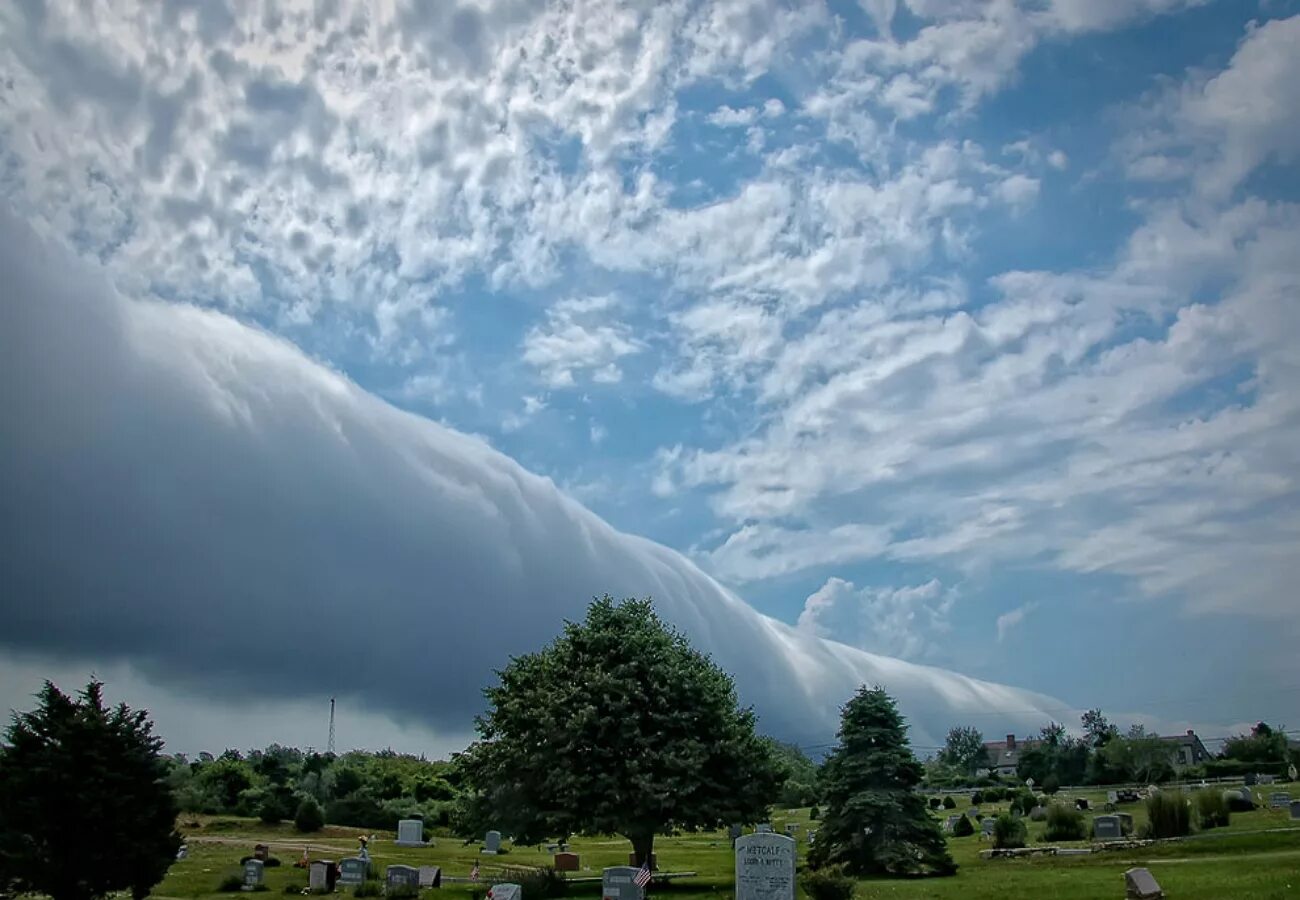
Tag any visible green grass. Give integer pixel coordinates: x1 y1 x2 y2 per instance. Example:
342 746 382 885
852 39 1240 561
154 795 1300 900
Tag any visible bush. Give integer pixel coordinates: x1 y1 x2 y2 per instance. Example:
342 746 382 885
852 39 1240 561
1223 789 1255 812
504 866 567 900
802 868 856 900
942 796 957 810
283 884 303 894
969 791 984 806
1042 774 1060 795
258 795 288 825
992 813 1027 850
1143 792 1191 839
353 882 382 898
1043 804 1087 841
1028 806 1047 822
1013 791 1038 815
979 787 999 802
294 798 325 833
325 794 387 830
929 797 942 810
810 805 821 820
1196 790 1230 830
952 815 974 837
217 875 244 893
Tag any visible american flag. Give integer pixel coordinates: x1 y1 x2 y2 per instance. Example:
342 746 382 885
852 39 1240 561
633 861 652 889
470 863 480 882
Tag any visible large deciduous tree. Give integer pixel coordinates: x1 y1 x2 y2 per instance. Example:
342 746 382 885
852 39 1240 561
455 596 783 865
809 686 956 877
938 726 989 776
0 681 181 900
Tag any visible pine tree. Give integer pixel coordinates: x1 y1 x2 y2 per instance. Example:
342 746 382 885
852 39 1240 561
808 686 956 877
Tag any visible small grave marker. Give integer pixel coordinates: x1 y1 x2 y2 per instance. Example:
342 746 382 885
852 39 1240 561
756 823 773 833
1123 867 1163 899
489 883 521 900
1290 800 1300 820
484 831 502 854
308 862 329 893
419 866 441 888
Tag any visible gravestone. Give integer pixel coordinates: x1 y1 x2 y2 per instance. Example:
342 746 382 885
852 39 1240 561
243 860 265 891
253 844 270 862
1107 790 1119 804
1245 772 1258 786
1290 800 1300 820
756 823 773 833
1270 792 1291 809
1259 774 1276 785
488 885 521 900
308 862 329 892
396 819 428 848
339 857 368 887
807 830 816 845
419 867 442 889
1289 763 1297 781
602 867 644 900
734 833 795 900
627 853 657 870
728 825 743 846
484 831 502 854
386 865 420 892
980 818 996 837
1075 798 1089 810
1093 815 1122 840
944 815 961 834
783 823 799 835
554 852 580 872
1123 867 1164 899
969 807 980 817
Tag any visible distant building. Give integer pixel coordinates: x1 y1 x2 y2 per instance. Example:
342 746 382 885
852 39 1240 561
981 734 1041 777
1158 730 1211 768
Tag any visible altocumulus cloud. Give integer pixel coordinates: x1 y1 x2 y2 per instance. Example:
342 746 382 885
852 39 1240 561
0 212 1064 749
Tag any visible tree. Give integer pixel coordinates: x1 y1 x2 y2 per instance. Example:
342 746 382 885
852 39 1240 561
1222 722 1288 764
763 739 819 807
938 726 989 776
0 681 180 900
295 797 325 832
808 686 956 877
456 596 783 865
1080 709 1117 748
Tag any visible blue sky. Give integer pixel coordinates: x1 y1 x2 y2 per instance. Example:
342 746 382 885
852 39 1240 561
1 0 1298 753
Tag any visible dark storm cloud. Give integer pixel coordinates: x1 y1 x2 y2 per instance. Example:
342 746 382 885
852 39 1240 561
0 211 1066 747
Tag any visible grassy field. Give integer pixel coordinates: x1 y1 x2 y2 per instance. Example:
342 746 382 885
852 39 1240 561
160 787 1300 900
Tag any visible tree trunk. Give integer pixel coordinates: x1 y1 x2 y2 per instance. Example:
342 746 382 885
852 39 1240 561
630 832 655 869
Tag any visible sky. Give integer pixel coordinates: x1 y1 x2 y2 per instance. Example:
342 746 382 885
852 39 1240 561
1 0 1298 758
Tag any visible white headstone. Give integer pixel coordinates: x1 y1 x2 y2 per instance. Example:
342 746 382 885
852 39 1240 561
602 867 643 900
243 860 265 890
1289 763 1297 781
308 862 330 892
1107 790 1119 804
484 831 502 854
489 884 521 900
395 819 428 847
734 832 795 900
339 857 367 886
1123 867 1163 899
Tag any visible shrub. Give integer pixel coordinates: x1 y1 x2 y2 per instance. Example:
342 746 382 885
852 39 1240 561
802 868 856 900
992 813 1027 850
1196 790 1230 830
970 791 984 806
353 882 382 898
387 885 419 900
810 805 821 820
504 866 567 899
952 815 974 837
294 798 325 833
974 813 983 823
258 795 288 825
1013 791 1038 815
325 795 387 830
217 875 244 893
1042 774 1060 795
1223 790 1255 812
979 787 999 802
1143 792 1191 839
942 796 957 810
1028 806 1047 822
1043 804 1087 841
928 797 942 810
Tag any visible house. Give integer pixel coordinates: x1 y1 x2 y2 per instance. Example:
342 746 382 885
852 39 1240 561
981 734 1041 777
1158 730 1211 768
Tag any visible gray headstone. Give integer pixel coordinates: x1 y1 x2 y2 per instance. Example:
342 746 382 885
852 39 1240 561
418 867 441 889
980 818 996 836
243 859 265 889
1093 815 1122 840
386 865 420 890
1269 792 1291 809
1259 774 1276 785
396 819 428 847
1123 867 1163 899
734 833 795 900
484 831 502 854
339 857 368 886
783 823 799 834
944 815 961 833
1290 800 1300 820
807 830 816 845
307 862 329 892
489 884 521 900
728 825 743 844
755 823 773 833
1117 812 1134 833
602 867 644 900
1107 790 1119 804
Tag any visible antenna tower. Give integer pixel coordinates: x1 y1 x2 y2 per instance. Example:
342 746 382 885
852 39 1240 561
327 697 336 755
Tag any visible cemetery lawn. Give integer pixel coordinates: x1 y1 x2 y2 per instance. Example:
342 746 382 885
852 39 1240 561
155 789 1300 900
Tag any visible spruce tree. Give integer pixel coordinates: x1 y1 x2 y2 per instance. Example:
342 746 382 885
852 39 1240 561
808 686 956 877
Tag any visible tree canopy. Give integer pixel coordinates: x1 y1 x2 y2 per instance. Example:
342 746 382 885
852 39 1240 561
0 681 181 900
938 725 989 776
809 686 955 877
455 596 783 864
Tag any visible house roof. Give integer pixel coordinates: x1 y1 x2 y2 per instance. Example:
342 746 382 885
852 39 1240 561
982 738 1041 767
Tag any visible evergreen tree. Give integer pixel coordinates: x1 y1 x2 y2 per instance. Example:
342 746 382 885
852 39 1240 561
0 681 180 900
808 686 956 877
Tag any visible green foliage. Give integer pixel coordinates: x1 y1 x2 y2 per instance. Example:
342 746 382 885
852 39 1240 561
929 797 942 809
352 882 382 898
1195 790 1230 829
0 681 181 900
325 793 387 829
1080 709 1117 748
764 739 820 807
938 726 989 777
294 797 325 833
952 814 974 837
258 794 289 825
456 596 783 864
1223 789 1256 812
942 796 956 810
1042 774 1060 795
1090 726 1175 785
810 805 820 820
1043 804 1087 841
217 875 245 893
808 686 956 878
969 791 984 805
992 813 1027 850
1143 791 1191 839
801 867 856 900
1222 723 1288 764
503 866 567 899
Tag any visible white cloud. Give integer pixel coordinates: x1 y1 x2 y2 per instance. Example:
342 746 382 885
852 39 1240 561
522 296 642 388
996 602 1037 642
798 577 956 660
708 105 758 127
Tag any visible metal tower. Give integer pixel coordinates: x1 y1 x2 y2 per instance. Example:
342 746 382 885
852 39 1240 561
327 697 336 755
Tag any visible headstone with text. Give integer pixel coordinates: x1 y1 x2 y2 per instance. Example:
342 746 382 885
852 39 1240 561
1093 815 1122 840
1270 792 1291 809
489 884 521 900
386 865 420 893
396 819 428 848
554 852 580 872
755 823 772 834
339 857 368 887
734 833 795 900
602 867 643 900
243 860 265 891
1123 867 1164 899
308 862 329 893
